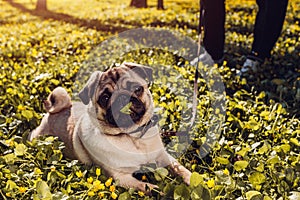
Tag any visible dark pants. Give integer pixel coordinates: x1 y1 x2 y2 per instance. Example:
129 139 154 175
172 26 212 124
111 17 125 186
201 0 288 61
201 0 225 61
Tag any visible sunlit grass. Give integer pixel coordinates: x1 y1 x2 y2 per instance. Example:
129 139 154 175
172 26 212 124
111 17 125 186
0 0 300 199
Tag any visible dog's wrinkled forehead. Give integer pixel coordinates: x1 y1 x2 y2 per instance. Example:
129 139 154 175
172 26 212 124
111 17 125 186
99 66 147 90
99 67 128 88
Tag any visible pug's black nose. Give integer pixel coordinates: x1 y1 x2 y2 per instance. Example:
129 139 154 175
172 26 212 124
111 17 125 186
116 94 130 107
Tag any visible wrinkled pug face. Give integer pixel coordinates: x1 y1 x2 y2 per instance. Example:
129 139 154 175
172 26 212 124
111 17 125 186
79 62 154 135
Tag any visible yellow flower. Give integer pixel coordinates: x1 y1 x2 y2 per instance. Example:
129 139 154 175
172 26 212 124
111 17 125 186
7 88 14 94
99 183 105 190
93 180 100 186
88 191 95 196
59 69 66 74
141 175 147 181
17 105 25 111
93 180 105 191
50 166 56 171
96 168 101 176
20 79 28 85
76 170 83 178
87 177 93 184
19 187 27 193
109 185 115 192
223 168 230 175
5 139 14 147
138 191 145 197
207 179 215 188
111 192 118 199
98 192 105 198
18 93 24 99
105 177 113 187
34 168 43 175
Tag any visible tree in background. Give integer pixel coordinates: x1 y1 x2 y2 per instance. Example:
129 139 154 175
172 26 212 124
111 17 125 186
130 0 164 9
157 0 164 9
130 0 147 8
36 0 47 11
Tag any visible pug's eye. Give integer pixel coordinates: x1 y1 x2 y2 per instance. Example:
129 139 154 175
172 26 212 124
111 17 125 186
134 86 144 96
98 93 111 108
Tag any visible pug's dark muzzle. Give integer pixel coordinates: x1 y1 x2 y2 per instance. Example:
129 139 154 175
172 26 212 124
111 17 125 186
105 94 146 128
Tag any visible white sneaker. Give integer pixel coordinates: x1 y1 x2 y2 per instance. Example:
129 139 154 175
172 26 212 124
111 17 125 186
241 58 260 73
236 58 261 77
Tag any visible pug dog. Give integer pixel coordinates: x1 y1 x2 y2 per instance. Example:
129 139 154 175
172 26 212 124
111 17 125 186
29 62 191 193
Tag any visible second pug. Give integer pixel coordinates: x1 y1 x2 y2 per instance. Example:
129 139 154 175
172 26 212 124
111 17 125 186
29 62 191 193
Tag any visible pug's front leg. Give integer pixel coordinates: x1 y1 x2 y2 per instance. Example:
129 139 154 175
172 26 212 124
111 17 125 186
169 159 191 185
113 173 158 195
156 153 192 185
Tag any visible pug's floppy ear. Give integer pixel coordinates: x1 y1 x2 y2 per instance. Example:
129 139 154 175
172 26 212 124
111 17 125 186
122 62 153 82
79 71 102 105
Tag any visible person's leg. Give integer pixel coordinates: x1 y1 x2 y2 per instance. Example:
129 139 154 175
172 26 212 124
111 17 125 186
241 0 288 75
201 0 225 61
250 0 288 61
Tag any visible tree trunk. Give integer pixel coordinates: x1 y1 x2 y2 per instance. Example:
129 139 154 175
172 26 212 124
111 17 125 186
157 0 164 10
36 0 47 11
130 0 147 8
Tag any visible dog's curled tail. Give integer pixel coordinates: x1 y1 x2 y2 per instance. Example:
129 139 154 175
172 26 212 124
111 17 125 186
44 87 72 114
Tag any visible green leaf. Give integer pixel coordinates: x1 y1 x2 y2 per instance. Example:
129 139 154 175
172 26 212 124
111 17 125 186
257 142 270 154
118 192 131 200
3 153 17 164
0 115 6 124
290 138 300 146
267 155 280 165
55 171 66 179
6 180 18 190
249 172 266 186
35 180 52 200
163 183 175 196
244 118 260 131
174 184 190 200
280 143 291 153
14 143 27 156
191 186 203 200
236 147 251 157
216 156 230 165
190 172 204 188
263 196 272 200
154 167 169 181
21 110 34 120
277 180 290 194
214 170 232 185
245 191 261 200
233 160 249 171
254 163 264 172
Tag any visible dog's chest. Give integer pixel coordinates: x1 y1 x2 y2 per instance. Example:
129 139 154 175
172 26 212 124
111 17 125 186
107 130 163 153
79 123 166 169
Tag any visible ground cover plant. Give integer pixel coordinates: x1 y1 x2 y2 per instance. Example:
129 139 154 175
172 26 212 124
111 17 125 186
0 0 300 199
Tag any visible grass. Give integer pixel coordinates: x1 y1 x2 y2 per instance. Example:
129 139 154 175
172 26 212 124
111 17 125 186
0 0 300 199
